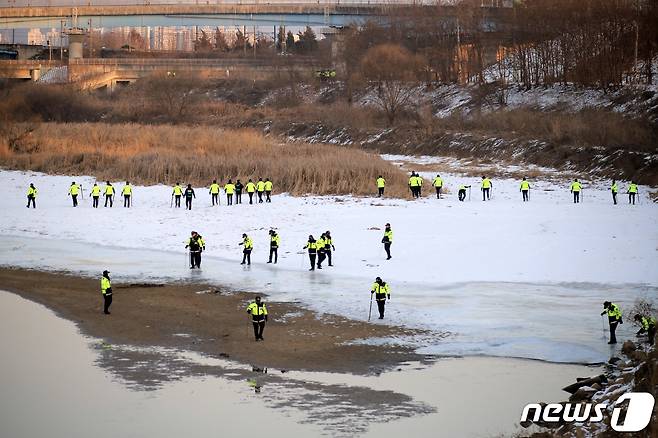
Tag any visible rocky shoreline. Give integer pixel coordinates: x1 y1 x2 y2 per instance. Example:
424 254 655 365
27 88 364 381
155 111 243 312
523 338 657 437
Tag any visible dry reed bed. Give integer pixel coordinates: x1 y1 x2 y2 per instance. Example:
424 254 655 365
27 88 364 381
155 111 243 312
0 123 410 197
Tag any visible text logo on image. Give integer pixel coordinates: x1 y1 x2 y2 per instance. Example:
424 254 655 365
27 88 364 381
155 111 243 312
520 392 655 432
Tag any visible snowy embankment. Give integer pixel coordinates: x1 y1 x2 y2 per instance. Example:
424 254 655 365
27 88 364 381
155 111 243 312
1 163 657 364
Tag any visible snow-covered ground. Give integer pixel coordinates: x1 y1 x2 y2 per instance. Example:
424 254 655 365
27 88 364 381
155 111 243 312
1 162 657 364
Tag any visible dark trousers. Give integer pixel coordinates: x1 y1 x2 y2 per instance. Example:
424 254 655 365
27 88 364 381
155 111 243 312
522 190 529 202
378 187 384 197
482 188 490 201
236 192 242 204
105 195 113 207
325 250 332 266
174 195 181 207
242 250 251 265
258 191 264 203
376 299 386 319
92 196 99 208
211 193 219 206
384 242 391 259
265 191 272 202
190 251 202 268
458 189 466 201
609 320 618 343
308 253 316 270
248 192 254 204
317 250 326 268
185 197 193 210
123 195 131 208
27 195 36 208
269 247 278 263
227 194 233 205
411 187 419 198
435 187 442 199
612 192 617 205
629 193 636 205
573 192 580 203
252 321 265 340
648 325 656 345
103 294 112 314
71 194 78 207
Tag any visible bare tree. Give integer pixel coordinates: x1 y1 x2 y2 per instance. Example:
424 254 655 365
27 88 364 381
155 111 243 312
360 44 424 125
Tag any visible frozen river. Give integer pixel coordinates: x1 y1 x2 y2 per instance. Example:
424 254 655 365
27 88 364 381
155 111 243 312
2 167 657 364
0 234 651 364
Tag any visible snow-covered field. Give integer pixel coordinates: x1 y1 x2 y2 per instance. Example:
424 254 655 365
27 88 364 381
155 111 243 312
1 162 657 364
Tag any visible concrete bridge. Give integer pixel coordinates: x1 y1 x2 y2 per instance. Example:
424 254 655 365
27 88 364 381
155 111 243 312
0 57 327 90
68 57 326 91
0 3 413 18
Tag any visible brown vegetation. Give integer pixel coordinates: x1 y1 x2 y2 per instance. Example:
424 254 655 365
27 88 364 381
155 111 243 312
433 108 656 152
0 123 410 197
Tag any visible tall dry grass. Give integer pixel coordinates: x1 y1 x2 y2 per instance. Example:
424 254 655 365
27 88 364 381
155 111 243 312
0 122 410 197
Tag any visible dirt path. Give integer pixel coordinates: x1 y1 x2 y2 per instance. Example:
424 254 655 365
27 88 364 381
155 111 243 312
0 268 427 374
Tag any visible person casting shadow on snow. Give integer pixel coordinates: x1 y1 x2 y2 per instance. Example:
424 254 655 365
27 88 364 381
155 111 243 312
601 301 623 344
246 296 268 341
100 270 112 315
371 277 391 319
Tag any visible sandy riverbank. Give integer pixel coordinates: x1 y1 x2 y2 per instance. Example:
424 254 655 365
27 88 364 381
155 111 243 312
0 267 428 375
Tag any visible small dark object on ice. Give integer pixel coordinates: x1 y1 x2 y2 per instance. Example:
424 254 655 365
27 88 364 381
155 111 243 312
219 352 230 358
252 366 268 373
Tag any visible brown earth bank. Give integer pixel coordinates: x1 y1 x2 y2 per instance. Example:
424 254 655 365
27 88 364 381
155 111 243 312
0 267 428 375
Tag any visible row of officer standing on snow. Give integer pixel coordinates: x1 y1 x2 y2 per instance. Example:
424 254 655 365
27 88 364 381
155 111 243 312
24 178 275 209
374 173 642 204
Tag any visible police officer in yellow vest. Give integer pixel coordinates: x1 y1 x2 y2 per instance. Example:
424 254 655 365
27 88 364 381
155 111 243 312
185 231 206 269
570 179 582 204
239 233 253 265
520 177 530 202
69 181 81 207
611 180 618 205
382 223 393 260
246 179 256 204
224 179 235 205
316 233 327 269
600 301 623 344
371 277 391 319
634 314 656 345
209 179 221 206
409 172 420 198
481 176 492 201
377 175 386 197
627 181 639 205
26 183 37 208
104 181 115 207
303 235 318 271
268 229 280 264
101 270 113 315
256 178 266 203
264 178 273 203
172 183 183 208
324 230 335 267
122 182 132 208
432 174 443 199
91 183 101 208
246 296 268 341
